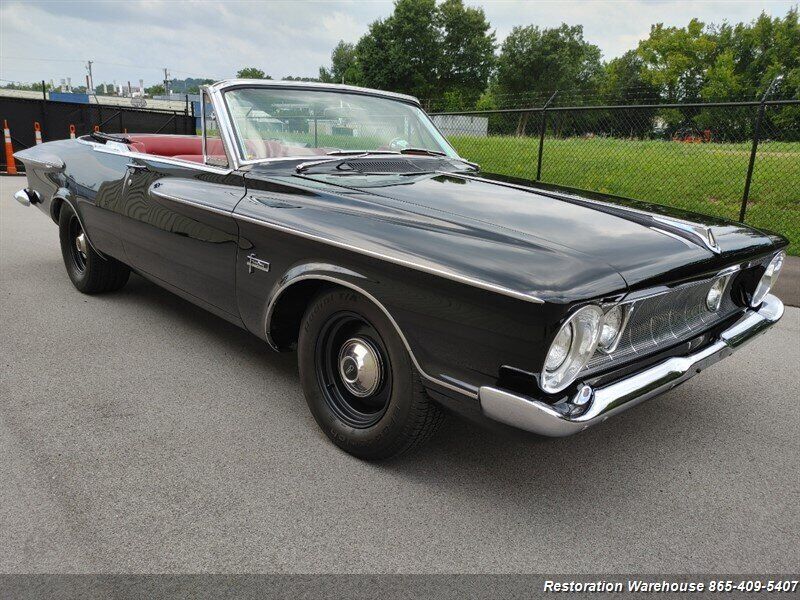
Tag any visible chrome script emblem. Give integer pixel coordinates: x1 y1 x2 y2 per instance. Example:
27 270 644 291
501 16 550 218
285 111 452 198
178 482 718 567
246 254 271 274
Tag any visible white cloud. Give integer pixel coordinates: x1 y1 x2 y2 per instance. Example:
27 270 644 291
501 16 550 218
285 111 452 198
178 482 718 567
1 0 796 86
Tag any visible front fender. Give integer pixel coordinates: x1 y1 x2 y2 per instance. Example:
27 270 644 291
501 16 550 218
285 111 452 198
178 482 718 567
262 262 491 402
264 261 371 348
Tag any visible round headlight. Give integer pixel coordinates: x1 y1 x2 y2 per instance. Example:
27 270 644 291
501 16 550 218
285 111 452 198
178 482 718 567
598 305 624 351
541 305 603 394
545 322 573 370
706 277 727 312
752 251 785 307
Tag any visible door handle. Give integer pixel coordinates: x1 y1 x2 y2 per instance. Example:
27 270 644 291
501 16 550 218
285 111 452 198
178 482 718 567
126 162 148 172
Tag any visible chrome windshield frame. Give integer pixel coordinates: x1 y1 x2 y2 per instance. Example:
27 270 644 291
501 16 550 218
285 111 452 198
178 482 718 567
200 84 241 170
203 79 463 170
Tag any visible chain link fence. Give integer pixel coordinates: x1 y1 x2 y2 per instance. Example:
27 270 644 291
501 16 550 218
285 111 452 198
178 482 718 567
432 98 800 255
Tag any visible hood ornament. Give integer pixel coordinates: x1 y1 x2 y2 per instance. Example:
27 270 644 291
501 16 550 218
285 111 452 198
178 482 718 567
653 216 721 254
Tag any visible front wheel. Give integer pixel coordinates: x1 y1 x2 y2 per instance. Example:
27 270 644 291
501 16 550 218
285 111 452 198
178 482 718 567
59 203 130 294
298 288 444 460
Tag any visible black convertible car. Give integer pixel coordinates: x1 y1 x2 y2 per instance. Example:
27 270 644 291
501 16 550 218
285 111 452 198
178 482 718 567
13 80 787 459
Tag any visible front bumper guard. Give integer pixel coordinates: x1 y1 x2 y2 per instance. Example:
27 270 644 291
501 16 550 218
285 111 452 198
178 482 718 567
479 294 784 437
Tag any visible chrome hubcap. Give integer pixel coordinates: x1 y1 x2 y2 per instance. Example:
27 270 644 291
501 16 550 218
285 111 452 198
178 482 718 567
338 337 383 398
75 232 88 258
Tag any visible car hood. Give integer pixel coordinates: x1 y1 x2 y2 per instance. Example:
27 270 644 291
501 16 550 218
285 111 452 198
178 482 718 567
240 166 779 304
295 171 778 289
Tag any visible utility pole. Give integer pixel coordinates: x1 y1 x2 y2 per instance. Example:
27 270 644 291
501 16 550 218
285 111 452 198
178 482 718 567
86 60 94 93
163 68 170 96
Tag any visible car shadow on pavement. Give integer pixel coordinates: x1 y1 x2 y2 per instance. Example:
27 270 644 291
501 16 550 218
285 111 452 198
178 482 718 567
118 272 299 378
112 271 766 506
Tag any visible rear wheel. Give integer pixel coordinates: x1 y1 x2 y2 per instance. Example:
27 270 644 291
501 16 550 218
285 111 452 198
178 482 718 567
298 288 444 460
59 203 130 294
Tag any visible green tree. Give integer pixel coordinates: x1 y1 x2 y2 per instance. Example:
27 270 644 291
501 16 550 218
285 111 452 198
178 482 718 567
319 0 495 105
319 41 361 84
236 67 271 79
495 24 603 133
356 0 440 99
599 50 659 137
631 8 800 137
602 50 658 102
144 84 165 96
436 0 495 106
636 19 717 102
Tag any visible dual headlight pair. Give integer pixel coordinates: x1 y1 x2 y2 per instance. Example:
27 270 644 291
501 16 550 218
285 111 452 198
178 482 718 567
540 251 786 395
541 303 626 394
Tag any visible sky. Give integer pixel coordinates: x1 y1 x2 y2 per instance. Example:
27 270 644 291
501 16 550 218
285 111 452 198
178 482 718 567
1 0 797 88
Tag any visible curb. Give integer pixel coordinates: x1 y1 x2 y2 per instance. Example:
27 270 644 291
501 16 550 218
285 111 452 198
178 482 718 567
774 255 800 308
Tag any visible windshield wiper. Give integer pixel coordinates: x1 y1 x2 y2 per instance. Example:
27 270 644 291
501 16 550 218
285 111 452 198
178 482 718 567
296 155 437 175
398 147 446 156
296 149 479 174
325 149 400 156
400 147 479 170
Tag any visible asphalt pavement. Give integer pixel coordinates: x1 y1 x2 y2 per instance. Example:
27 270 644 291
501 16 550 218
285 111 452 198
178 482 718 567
1 176 798 573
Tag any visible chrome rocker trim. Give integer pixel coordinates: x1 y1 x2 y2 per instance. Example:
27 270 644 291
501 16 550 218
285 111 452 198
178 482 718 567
479 294 784 437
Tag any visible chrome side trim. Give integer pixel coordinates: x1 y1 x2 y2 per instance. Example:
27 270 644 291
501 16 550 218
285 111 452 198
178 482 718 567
480 294 784 437
264 273 479 400
148 185 237 216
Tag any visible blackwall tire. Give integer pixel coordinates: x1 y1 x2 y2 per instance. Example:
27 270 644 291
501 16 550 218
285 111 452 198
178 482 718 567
298 288 444 460
58 203 130 294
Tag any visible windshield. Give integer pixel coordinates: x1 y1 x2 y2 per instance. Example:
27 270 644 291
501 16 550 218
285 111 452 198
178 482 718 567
222 87 457 161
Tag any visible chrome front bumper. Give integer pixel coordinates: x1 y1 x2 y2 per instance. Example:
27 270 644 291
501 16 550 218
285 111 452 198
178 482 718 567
479 294 785 437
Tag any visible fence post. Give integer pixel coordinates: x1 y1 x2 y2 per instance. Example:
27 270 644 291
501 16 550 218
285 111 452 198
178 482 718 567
740 104 765 222
536 91 558 181
740 76 781 222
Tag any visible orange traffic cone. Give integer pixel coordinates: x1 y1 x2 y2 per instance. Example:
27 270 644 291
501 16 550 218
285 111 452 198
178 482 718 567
69 124 76 139
34 121 43 145
3 120 17 175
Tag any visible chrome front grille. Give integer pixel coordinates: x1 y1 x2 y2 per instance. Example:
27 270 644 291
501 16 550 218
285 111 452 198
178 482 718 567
584 275 743 374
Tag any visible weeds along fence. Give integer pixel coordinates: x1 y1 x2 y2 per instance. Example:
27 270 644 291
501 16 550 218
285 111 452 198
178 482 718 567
432 97 800 255
1 96 196 170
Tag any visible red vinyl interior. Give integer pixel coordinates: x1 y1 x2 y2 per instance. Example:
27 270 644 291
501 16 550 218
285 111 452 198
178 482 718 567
127 135 224 163
126 134 328 164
